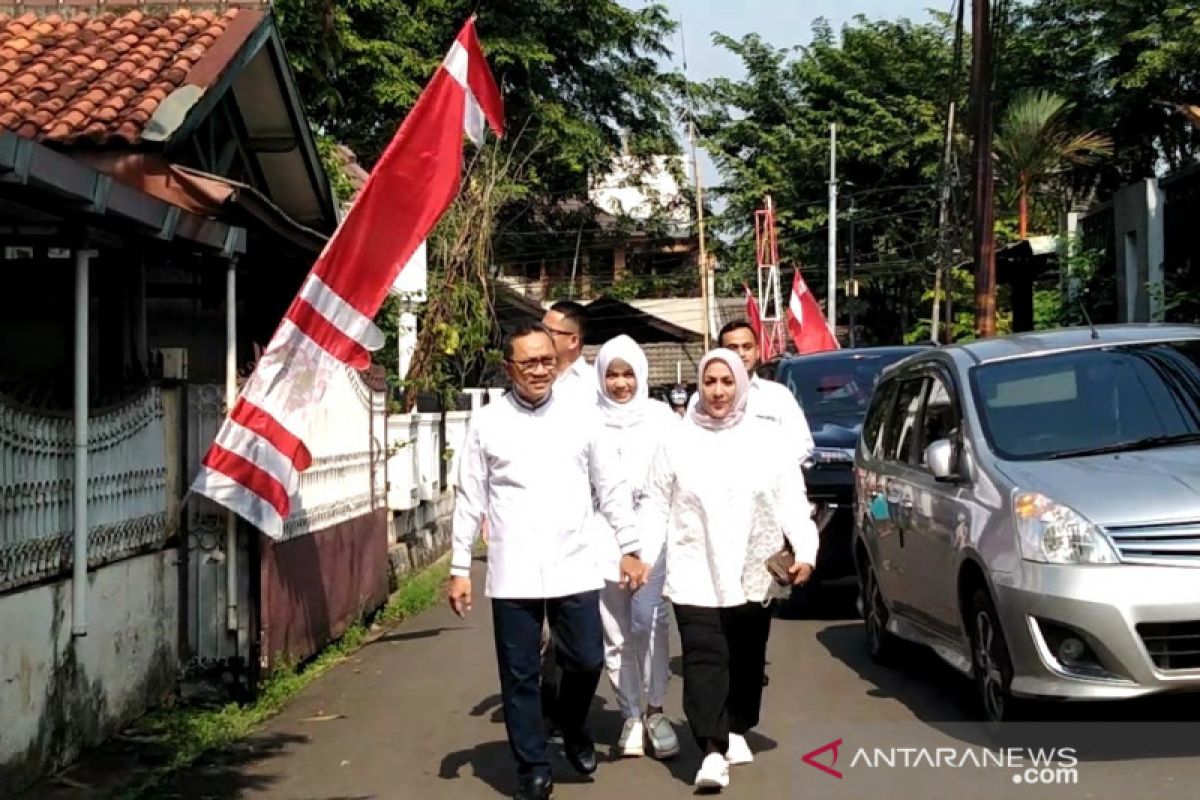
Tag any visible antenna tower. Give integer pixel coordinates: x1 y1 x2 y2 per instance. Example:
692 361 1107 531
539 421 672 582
754 196 787 356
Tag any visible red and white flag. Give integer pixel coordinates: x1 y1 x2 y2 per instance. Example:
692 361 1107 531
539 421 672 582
191 18 504 538
743 284 774 361
787 269 839 354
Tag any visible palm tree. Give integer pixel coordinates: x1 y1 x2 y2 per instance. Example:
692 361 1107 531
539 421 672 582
994 90 1113 240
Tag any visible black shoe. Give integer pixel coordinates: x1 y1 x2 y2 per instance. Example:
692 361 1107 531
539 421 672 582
564 738 598 776
514 772 553 800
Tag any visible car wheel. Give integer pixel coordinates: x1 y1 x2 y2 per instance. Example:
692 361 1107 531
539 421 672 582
968 588 1026 722
861 561 900 664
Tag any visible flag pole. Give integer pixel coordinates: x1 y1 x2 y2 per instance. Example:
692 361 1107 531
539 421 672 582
827 123 838 330
681 15 711 350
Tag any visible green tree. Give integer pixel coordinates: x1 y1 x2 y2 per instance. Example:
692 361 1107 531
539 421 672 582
1002 0 1200 187
692 15 959 344
993 90 1112 240
274 0 681 192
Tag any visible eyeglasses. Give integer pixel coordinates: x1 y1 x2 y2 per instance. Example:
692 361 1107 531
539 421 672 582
544 325 576 338
507 357 557 373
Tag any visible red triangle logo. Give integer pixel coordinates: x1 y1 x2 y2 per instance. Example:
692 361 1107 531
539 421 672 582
802 738 844 779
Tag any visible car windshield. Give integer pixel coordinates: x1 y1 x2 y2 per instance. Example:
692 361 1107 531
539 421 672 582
972 340 1200 461
778 350 918 427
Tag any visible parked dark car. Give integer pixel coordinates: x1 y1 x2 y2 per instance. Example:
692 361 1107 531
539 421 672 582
772 346 931 582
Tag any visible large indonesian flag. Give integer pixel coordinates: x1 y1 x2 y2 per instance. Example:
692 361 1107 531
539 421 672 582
191 19 504 538
786 269 839 354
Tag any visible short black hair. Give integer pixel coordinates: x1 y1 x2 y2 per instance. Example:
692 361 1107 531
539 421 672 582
549 300 588 340
503 320 554 359
718 320 758 346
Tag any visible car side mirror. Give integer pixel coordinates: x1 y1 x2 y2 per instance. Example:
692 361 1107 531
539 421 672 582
925 439 958 481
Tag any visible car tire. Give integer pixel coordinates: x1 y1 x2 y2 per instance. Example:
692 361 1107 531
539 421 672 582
861 561 900 665
968 588 1028 723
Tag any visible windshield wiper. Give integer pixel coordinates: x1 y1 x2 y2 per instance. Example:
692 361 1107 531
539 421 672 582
1048 432 1200 460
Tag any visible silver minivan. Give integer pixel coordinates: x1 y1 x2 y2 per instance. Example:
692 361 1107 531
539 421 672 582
854 325 1200 721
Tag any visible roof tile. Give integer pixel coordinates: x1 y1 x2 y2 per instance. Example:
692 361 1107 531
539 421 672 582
0 6 250 145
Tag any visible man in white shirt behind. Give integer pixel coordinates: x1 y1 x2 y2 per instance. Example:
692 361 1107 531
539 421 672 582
449 321 648 800
690 320 816 463
538 300 598 730
542 300 596 406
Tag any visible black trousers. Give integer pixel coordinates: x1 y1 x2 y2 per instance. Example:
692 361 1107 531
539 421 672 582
493 591 603 779
672 601 773 754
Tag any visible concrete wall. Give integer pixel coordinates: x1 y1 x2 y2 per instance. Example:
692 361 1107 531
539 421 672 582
388 493 454 586
1113 178 1166 322
0 550 178 795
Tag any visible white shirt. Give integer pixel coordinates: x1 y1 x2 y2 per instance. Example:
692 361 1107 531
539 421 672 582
750 376 816 463
588 400 680 580
451 391 641 599
643 417 820 608
688 375 815 462
554 355 598 408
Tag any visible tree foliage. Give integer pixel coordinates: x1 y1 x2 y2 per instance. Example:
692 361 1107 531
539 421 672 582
691 15 959 344
1002 0 1200 185
274 0 681 192
993 90 1112 239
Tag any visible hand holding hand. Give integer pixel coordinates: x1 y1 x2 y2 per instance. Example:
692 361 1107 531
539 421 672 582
619 555 648 590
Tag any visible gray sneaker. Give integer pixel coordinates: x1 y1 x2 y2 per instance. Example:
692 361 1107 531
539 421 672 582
644 712 680 759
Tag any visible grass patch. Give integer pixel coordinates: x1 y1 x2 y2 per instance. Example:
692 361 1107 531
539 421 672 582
118 556 451 799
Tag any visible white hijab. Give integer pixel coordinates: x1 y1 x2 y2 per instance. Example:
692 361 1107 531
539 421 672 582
689 348 750 431
595 335 650 429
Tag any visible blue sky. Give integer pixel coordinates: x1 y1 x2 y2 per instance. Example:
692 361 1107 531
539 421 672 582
621 0 941 185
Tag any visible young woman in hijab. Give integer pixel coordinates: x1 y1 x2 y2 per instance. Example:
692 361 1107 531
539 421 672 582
642 348 819 790
591 335 682 760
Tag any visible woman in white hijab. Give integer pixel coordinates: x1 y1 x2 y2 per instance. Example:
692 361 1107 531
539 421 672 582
592 335 682 761
642 348 819 791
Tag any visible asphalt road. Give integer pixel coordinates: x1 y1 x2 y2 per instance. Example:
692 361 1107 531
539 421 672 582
43 558 1200 799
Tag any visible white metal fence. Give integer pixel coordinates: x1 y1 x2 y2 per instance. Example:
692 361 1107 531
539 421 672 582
0 388 168 591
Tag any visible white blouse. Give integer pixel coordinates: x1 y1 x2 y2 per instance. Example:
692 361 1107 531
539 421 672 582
643 416 820 608
588 399 681 581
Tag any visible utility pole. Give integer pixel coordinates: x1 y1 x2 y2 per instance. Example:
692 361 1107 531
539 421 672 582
827 122 838 330
847 199 857 348
933 101 957 344
970 0 998 337
681 16 712 349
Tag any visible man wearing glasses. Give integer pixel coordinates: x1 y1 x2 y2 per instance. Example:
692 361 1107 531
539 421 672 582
542 300 596 406
450 321 648 800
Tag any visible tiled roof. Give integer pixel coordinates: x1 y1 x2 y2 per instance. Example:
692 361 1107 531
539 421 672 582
0 7 256 145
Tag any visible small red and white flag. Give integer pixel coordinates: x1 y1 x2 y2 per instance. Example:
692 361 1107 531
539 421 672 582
787 269 839 354
191 18 504 538
743 284 775 361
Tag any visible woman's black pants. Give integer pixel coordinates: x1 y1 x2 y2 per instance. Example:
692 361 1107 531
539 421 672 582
672 601 773 755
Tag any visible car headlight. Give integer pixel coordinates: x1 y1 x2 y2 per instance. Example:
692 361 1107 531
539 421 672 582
1013 492 1120 565
804 447 855 468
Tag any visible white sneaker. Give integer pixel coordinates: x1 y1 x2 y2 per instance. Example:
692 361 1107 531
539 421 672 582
617 717 645 757
726 732 754 766
644 712 680 759
694 752 730 790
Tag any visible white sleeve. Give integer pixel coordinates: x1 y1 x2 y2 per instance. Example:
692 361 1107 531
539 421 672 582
778 455 820 567
638 439 675 547
588 427 641 555
450 421 487 578
778 384 816 462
